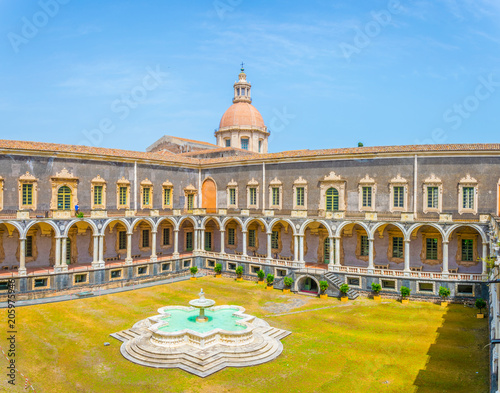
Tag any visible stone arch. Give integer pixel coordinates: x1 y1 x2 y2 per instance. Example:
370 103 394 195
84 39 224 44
335 221 370 238
444 224 488 243
406 223 445 241
202 177 217 213
269 218 297 236
201 216 221 230
242 217 268 232
101 218 132 235
132 217 156 232
221 216 244 230
62 219 98 237
299 219 333 237
294 274 321 294
155 217 177 232
370 221 407 239
176 216 199 231
24 220 60 238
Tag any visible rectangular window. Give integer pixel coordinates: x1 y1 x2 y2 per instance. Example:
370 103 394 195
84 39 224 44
463 187 474 209
462 239 474 262
426 238 438 260
381 279 396 289
360 235 369 256
163 188 171 207
26 235 33 258
187 194 194 210
418 282 434 292
427 187 438 209
22 184 33 206
271 231 279 249
142 188 150 206
205 231 212 251
228 228 235 246
138 266 147 275
258 140 262 153
34 278 48 288
229 188 236 205
142 229 150 248
161 262 171 272
186 232 193 251
272 187 280 206
392 237 403 258
74 273 87 284
362 187 372 207
162 228 170 246
225 139 231 147
241 138 249 150
249 188 257 206
118 231 127 250
393 186 404 208
119 186 128 206
94 185 103 206
296 187 305 207
110 270 121 279
248 229 256 248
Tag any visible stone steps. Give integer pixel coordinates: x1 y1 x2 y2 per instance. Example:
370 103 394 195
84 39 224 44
324 272 360 299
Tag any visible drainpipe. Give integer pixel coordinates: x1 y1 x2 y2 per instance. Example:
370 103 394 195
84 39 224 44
413 154 418 219
262 162 266 210
198 168 202 209
134 161 137 211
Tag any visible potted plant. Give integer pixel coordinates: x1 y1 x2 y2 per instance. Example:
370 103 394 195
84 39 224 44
400 286 411 304
76 212 84 218
438 286 451 306
235 266 244 281
475 298 487 319
319 280 329 299
266 274 274 290
214 263 222 278
257 269 265 283
339 283 349 302
190 266 198 280
371 282 382 300
283 277 293 293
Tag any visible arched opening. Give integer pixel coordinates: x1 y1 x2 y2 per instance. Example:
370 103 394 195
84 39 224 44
57 186 72 210
131 219 155 260
157 218 176 257
297 275 319 295
340 223 368 267
223 218 243 255
409 225 444 272
325 187 339 211
447 226 485 274
374 223 406 270
203 218 220 252
270 220 293 260
302 221 331 267
179 218 196 254
245 219 266 257
202 179 217 213
0 223 22 272
64 221 96 266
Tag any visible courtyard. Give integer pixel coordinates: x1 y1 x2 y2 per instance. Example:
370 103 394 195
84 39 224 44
2 277 488 393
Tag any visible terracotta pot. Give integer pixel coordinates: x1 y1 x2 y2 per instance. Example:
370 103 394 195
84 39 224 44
373 295 381 300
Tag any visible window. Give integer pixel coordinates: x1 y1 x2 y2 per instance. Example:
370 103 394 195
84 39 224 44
142 229 150 248
187 194 194 210
362 187 372 207
74 274 87 284
161 262 171 272
162 228 170 246
110 270 121 279
360 236 369 256
119 186 128 206
326 188 339 211
347 277 360 287
142 187 151 207
65 238 71 264
296 187 305 207
393 186 404 209
22 184 33 206
205 231 212 251
248 229 256 248
183 259 192 268
324 238 330 262
381 279 396 289
426 238 438 260
34 278 48 288
271 231 279 249
258 140 262 153
186 232 193 251
225 139 231 147
26 236 33 258
427 186 439 209
94 185 103 206
229 188 236 205
462 187 474 209
249 187 257 206
457 284 474 295
272 187 280 206
57 186 71 210
228 228 235 246
137 266 147 275
462 239 474 262
418 282 434 292
163 188 171 207
392 237 403 258
241 138 249 150
118 231 127 250
228 262 236 270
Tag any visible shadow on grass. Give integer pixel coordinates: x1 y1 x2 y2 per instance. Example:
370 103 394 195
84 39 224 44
412 305 489 393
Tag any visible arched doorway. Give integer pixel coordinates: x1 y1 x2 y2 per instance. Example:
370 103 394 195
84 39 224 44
297 275 319 294
202 178 217 213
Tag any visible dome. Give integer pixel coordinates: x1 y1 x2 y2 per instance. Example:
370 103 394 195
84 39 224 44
219 102 265 130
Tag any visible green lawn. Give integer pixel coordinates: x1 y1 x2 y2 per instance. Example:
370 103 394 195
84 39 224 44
1 278 489 393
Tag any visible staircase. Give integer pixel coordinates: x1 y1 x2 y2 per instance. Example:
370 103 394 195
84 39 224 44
324 272 359 299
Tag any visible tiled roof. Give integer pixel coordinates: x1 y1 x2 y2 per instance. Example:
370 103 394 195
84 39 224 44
164 136 218 147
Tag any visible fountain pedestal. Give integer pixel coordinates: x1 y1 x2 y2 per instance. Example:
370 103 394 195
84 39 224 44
189 288 215 323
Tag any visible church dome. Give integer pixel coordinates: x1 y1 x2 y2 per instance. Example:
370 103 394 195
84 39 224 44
219 102 265 130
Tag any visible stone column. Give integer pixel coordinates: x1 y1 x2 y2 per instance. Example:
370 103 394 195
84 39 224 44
442 241 449 276
404 239 411 276
18 238 26 276
299 235 305 263
193 229 198 253
55 237 61 267
242 230 248 257
482 242 488 276
92 235 103 268
266 232 272 260
61 237 67 265
173 229 179 257
368 237 374 272
125 233 132 264
151 231 157 262
220 230 225 254
201 230 205 252
98 235 105 264
328 237 334 264
293 235 299 262
334 237 341 266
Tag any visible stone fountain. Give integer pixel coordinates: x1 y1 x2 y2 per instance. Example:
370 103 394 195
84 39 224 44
188 288 215 323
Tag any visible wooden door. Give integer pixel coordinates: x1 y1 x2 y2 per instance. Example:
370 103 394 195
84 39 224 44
202 179 217 213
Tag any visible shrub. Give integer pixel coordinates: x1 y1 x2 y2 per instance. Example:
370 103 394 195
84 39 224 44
76 212 84 218
283 277 294 288
475 298 487 314
266 274 274 286
438 286 451 300
257 269 265 280
190 266 198 276
235 266 244 277
400 286 411 299
339 283 349 295
319 280 329 293
371 283 381 294
214 263 222 274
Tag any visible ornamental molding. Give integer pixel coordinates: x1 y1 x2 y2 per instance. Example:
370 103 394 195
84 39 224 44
423 174 442 184
293 176 308 185
359 175 375 184
247 178 259 186
389 174 407 184
184 184 197 192
227 179 238 187
459 174 478 184
321 171 344 182
140 178 153 186
52 168 77 180
269 177 282 186
117 176 130 185
91 175 106 183
162 180 173 187
19 172 37 181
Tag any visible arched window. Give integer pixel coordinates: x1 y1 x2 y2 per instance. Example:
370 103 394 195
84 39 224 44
324 238 330 263
325 188 339 211
57 186 72 210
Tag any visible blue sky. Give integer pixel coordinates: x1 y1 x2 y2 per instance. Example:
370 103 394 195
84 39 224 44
0 0 499 153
